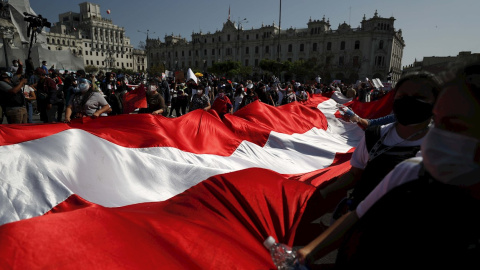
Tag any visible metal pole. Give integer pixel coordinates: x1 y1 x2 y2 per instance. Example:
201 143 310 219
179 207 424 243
3 38 8 69
277 0 281 61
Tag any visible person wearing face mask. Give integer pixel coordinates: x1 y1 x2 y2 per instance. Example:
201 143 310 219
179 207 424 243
294 72 442 245
296 61 480 270
211 86 233 118
189 84 211 112
64 78 111 122
239 84 259 109
8 60 19 74
138 80 166 115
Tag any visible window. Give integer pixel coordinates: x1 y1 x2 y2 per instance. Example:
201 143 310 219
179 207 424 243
175 52 178 57
97 61 99 65
195 50 198 56
355 40 360 50
245 59 249 66
379 40 384 50
255 46 259 54
265 46 269 53
204 49 207 56
47 38 50 43
340 41 345 50
313 43 318 51
212 49 215 55
246 35 249 40
300 44 304 52
189 51 191 56
327 42 332 50
255 59 259 66
256 34 259 40
353 56 360 67
245 47 249 54
182 51 184 56
339 56 344 66
227 34 230 41
288 44 292 52
96 52 98 56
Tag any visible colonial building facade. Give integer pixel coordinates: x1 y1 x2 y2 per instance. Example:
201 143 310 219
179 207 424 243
146 11 404 83
45 2 146 72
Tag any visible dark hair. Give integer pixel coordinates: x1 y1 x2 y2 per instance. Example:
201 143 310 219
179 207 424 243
395 71 442 101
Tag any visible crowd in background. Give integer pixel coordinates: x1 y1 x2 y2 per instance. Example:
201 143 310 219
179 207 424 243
1 58 390 124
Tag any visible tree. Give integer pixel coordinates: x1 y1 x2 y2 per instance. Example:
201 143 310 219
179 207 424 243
84 65 99 74
208 61 241 77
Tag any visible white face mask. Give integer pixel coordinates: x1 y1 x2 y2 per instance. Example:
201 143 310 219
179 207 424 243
421 127 480 185
149 85 157 92
197 90 203 95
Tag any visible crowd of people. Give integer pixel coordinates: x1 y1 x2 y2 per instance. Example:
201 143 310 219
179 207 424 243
1 58 387 124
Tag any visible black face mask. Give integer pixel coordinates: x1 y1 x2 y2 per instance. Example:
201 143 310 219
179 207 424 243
393 96 433 126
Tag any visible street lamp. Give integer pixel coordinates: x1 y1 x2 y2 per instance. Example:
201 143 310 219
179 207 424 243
236 17 248 62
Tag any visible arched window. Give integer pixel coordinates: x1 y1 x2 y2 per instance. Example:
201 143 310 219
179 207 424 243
340 41 345 50
355 40 360 50
47 38 50 43
379 40 384 49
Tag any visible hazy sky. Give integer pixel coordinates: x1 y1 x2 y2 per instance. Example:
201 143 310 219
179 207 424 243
30 0 479 66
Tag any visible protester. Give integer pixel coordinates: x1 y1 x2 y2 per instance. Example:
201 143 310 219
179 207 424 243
64 78 111 122
31 67 58 123
176 84 189 116
23 84 36 123
0 69 28 124
281 84 297 104
294 71 442 246
8 60 19 74
233 86 245 112
211 86 233 118
189 84 211 111
139 79 166 115
239 84 258 109
296 61 480 269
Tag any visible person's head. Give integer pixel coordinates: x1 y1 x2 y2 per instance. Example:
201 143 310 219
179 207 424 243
0 70 12 83
421 62 480 186
196 84 205 95
76 69 86 78
393 71 441 127
12 60 18 67
147 79 158 92
77 78 91 93
35 67 46 78
42 61 47 66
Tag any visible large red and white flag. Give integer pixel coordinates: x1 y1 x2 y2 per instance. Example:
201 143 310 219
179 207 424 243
0 92 394 269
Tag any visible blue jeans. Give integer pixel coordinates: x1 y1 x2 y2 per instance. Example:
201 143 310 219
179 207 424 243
27 102 33 123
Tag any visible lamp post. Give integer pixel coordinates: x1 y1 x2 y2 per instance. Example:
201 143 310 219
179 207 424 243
236 17 247 62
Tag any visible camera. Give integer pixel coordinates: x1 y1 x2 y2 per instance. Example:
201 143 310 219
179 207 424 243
23 12 51 35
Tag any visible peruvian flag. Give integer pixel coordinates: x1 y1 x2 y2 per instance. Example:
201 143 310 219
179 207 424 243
0 92 394 269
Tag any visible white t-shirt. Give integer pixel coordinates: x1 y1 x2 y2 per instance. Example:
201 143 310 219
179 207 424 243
356 157 422 218
350 123 424 169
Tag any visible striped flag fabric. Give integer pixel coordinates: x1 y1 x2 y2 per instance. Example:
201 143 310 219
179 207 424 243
0 92 394 269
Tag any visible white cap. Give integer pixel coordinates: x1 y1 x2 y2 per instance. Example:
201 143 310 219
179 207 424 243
263 236 276 249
